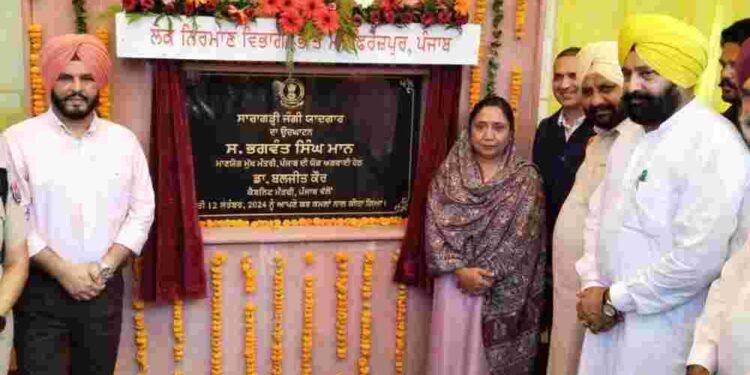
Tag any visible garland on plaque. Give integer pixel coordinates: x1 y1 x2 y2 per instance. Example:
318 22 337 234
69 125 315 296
210 252 228 375
271 255 286 375
391 250 408 375
73 0 88 33
200 217 406 228
133 299 149 374
301 273 314 375
172 298 185 375
242 253 257 375
120 0 469 68
28 24 47 116
94 27 112 119
484 0 503 96
241 253 257 293
358 251 374 375
334 252 349 360
468 0 486 106
514 0 525 40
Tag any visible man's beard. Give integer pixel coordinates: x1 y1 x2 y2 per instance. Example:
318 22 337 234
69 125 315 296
584 103 625 130
51 91 99 120
622 84 680 127
720 77 739 103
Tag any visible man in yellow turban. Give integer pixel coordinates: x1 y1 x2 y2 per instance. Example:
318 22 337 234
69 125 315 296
549 40 630 375
4 33 154 375
575 14 750 375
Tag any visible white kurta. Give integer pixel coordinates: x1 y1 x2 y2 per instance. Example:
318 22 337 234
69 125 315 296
576 99 750 375
688 195 750 374
548 121 629 375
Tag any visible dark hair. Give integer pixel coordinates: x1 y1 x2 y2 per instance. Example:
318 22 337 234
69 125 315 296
555 46 581 60
721 18 750 46
468 95 515 133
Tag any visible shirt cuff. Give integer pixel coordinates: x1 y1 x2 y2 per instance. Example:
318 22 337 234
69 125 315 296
686 342 717 374
114 228 146 256
581 281 605 290
27 232 47 258
609 282 636 313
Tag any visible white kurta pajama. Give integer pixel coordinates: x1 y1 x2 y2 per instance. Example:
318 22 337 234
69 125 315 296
576 99 750 375
548 121 631 375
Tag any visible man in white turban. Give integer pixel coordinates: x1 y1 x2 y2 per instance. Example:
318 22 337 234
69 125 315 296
547 41 631 375
575 14 750 375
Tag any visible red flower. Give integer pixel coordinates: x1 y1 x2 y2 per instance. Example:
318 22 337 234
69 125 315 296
279 10 304 34
202 0 218 12
455 12 468 26
384 10 396 23
260 0 282 16
184 0 196 14
421 11 434 26
162 0 176 12
437 9 451 24
299 0 324 18
399 11 413 24
313 8 340 34
280 0 297 12
140 0 155 11
369 10 381 24
243 7 255 19
352 14 363 27
226 4 249 24
123 0 138 11
379 0 398 11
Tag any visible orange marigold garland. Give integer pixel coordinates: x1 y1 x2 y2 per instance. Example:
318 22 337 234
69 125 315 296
240 253 256 294
200 216 405 229
514 0 527 40
172 298 185 375
509 66 523 116
301 273 314 375
271 255 286 375
469 0 488 107
242 252 257 375
94 26 111 119
28 23 46 116
133 299 148 374
393 250 408 375
210 252 228 375
358 251 375 375
335 252 350 360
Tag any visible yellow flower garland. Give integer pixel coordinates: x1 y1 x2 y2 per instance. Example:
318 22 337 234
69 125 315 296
514 0 527 40
240 253 256 294
301 274 314 375
94 27 111 119
334 252 350 360
394 284 408 375
469 0 488 107
172 298 185 365
244 302 257 375
28 23 46 116
210 252 228 375
271 255 286 375
509 66 523 116
200 216 406 229
133 299 149 374
454 0 470 15
358 251 375 375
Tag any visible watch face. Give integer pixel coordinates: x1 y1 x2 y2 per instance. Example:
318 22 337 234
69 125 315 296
603 304 616 318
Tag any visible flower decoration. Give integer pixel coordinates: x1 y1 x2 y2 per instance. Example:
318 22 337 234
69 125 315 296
210 252 228 375
509 66 522 116
240 253 256 294
334 251 349 360
394 283 408 375
95 27 112 119
28 23 46 116
133 299 149 373
245 302 257 375
358 251 375 375
172 298 185 369
271 255 286 375
72 0 88 33
304 251 316 266
301 274 315 375
468 0 487 107
514 0 525 40
485 0 503 96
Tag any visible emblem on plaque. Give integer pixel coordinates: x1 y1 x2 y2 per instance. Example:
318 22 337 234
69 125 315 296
280 78 305 109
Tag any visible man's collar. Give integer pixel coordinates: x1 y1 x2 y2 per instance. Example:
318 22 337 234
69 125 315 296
557 108 586 128
45 109 99 137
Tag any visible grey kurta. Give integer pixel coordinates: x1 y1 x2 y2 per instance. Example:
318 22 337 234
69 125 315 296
547 121 627 375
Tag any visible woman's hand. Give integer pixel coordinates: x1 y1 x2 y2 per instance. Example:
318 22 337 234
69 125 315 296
454 267 494 294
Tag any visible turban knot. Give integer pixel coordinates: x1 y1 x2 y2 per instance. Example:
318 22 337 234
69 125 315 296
618 14 708 88
576 41 623 87
40 33 111 92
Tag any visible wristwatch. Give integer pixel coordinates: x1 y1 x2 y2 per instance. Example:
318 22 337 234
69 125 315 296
98 260 114 282
602 288 618 318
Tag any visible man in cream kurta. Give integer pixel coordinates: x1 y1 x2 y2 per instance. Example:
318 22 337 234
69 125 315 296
687 38 750 375
548 41 628 375
575 14 750 375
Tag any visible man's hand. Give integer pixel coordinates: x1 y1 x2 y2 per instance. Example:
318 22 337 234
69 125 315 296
55 262 105 301
454 268 494 294
576 287 612 334
686 365 710 375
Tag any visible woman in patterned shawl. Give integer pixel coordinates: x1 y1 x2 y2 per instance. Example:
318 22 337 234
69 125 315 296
427 96 546 375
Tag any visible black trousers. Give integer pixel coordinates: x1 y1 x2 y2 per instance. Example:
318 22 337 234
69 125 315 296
13 266 124 375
